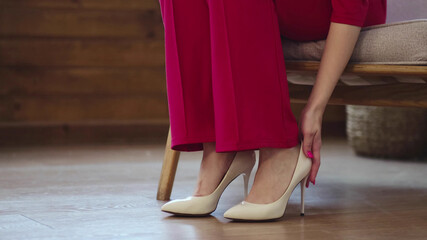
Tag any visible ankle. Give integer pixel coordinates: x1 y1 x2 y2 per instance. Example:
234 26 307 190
258 144 299 165
245 145 300 204
193 143 237 196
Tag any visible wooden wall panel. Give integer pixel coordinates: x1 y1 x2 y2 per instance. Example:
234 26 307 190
0 67 166 95
0 95 168 122
0 0 169 124
0 38 165 67
0 0 160 10
0 7 164 38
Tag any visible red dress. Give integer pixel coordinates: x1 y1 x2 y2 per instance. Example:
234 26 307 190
158 0 387 152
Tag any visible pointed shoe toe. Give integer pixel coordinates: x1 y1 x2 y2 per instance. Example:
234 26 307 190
223 201 283 221
160 197 191 214
160 197 189 213
223 202 248 220
161 196 216 216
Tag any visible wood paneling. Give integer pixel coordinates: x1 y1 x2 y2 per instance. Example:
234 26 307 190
0 0 160 10
0 38 164 67
0 7 163 38
0 95 168 122
0 67 166 95
0 0 168 124
0 119 169 146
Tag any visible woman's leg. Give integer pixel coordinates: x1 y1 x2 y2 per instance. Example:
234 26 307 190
246 0 385 203
207 0 299 153
161 0 300 153
159 0 237 196
245 0 334 203
159 0 216 152
159 0 303 197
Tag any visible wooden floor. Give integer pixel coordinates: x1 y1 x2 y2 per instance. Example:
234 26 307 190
0 136 426 240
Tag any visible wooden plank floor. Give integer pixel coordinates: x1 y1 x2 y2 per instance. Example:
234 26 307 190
0 137 426 240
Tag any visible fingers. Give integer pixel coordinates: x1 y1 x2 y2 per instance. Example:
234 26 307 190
304 130 322 188
302 132 313 159
310 133 322 183
302 130 313 188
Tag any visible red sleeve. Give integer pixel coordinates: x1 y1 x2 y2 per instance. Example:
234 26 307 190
330 0 370 27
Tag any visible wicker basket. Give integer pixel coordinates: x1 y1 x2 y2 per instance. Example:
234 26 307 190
346 105 427 160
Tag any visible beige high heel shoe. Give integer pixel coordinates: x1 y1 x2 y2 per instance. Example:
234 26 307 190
160 150 256 216
223 142 312 221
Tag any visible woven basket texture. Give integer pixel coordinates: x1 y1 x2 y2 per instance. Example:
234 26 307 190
346 105 427 159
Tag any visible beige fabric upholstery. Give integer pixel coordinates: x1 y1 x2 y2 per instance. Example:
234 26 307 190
282 19 427 65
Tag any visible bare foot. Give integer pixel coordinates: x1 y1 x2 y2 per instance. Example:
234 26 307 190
193 142 236 196
244 142 300 204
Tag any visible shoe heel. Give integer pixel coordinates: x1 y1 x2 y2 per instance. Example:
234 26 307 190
242 168 251 198
300 175 309 216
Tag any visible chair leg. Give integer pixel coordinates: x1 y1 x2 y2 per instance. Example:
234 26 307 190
156 125 180 201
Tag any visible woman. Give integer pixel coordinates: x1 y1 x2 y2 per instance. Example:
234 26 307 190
158 0 387 221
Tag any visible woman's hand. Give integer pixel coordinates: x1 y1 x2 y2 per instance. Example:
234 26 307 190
297 22 361 188
298 106 323 188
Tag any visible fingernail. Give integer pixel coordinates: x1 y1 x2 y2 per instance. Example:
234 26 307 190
313 179 316 185
307 151 313 158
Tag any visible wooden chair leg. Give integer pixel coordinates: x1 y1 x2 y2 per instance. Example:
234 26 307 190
156 125 181 201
